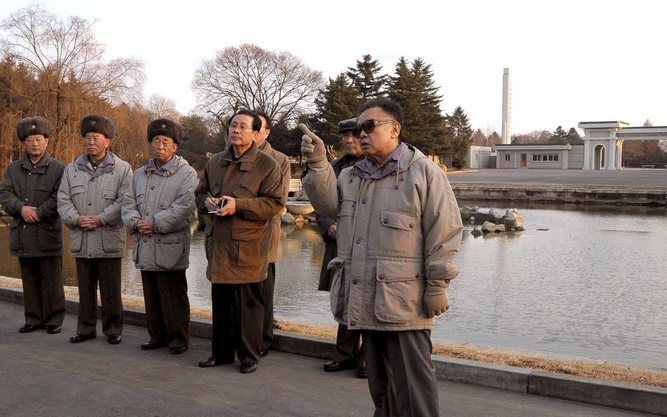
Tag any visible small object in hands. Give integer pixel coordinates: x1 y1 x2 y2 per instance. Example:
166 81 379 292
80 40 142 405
208 198 227 214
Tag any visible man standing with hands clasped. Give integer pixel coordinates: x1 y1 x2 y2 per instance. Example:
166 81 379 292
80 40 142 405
300 98 463 417
0 116 66 335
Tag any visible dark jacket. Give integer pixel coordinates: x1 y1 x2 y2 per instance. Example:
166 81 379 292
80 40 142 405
316 153 363 291
259 141 291 263
0 153 65 257
195 142 285 284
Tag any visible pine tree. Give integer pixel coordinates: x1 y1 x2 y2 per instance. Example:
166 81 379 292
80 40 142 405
566 127 581 142
553 126 568 139
346 54 387 102
445 106 473 160
313 73 359 146
387 57 445 155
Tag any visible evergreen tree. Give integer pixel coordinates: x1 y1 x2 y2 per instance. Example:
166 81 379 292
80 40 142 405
387 57 445 155
313 73 359 146
566 127 581 142
346 54 387 102
553 126 568 139
445 106 473 160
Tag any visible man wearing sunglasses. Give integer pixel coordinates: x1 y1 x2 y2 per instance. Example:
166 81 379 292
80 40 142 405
317 118 367 378
301 98 463 417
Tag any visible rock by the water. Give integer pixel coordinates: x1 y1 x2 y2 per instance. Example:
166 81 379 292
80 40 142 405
281 213 296 225
471 227 482 237
481 221 497 233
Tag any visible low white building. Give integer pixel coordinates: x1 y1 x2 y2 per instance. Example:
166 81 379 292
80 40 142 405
495 144 584 169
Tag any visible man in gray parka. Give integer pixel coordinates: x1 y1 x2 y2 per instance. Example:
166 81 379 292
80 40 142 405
58 115 132 345
122 118 197 354
0 117 66 335
301 98 463 417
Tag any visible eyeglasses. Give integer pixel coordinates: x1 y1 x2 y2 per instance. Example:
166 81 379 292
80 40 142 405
229 122 255 132
353 119 395 137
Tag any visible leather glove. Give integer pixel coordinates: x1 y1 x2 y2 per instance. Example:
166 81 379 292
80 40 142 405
300 125 328 170
423 280 450 318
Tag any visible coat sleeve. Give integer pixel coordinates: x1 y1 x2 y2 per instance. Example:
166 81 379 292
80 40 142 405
0 167 24 218
121 172 141 234
57 166 80 229
235 159 285 221
153 167 198 234
301 163 339 220
36 162 65 221
420 162 463 284
99 163 133 227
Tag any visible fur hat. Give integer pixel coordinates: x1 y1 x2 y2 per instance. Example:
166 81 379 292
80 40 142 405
17 116 49 141
147 118 182 144
337 118 357 133
80 115 116 139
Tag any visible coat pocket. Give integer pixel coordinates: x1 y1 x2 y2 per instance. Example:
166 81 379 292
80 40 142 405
374 259 425 323
69 228 83 253
101 228 124 253
155 233 184 270
36 222 62 251
327 257 347 321
231 226 264 267
9 218 21 251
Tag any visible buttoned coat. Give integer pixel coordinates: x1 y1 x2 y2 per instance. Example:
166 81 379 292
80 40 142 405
122 155 197 271
57 152 132 258
302 144 463 332
195 143 285 284
0 153 65 257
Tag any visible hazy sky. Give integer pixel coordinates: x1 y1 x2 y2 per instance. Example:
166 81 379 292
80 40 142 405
1 0 665 133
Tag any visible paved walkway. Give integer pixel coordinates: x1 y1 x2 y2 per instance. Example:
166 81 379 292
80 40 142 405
0 301 654 417
449 168 667 188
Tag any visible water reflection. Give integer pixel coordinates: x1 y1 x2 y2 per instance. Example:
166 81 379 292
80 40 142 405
1 202 665 369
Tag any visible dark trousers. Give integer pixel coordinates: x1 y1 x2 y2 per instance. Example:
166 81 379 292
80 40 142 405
18 256 65 326
75 257 123 337
363 330 439 417
211 282 264 366
141 270 190 348
261 263 276 351
334 324 365 367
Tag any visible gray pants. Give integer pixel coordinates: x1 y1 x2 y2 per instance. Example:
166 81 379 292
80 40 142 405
363 330 439 417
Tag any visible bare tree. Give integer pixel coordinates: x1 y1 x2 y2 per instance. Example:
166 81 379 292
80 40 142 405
147 94 180 120
1 5 144 105
191 43 323 126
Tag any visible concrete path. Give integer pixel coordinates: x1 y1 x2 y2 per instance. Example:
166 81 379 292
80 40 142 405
0 301 655 417
449 168 667 188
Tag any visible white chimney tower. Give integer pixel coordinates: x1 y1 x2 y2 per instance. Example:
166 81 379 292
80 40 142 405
501 68 512 145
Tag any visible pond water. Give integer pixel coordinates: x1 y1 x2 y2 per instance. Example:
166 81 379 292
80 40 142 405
1 202 665 369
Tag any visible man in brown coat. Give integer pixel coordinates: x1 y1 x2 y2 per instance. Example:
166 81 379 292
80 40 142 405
254 110 290 356
195 109 284 374
0 117 66 335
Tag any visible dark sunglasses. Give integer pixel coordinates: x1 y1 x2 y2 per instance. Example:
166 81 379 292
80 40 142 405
352 119 395 137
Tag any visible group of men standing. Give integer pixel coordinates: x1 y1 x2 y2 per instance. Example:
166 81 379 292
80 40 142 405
0 109 289 374
1 97 463 417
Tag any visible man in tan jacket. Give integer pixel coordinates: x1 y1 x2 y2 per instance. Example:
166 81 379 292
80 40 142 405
301 98 463 417
58 115 132 345
254 110 290 356
195 109 284 374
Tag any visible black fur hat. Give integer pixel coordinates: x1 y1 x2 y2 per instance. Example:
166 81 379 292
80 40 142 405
337 118 357 133
147 118 182 144
17 116 49 141
80 115 116 139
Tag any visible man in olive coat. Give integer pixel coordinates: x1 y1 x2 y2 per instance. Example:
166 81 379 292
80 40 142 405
195 109 284 374
58 115 133 345
0 116 66 334
122 118 197 354
316 118 366 377
254 110 291 356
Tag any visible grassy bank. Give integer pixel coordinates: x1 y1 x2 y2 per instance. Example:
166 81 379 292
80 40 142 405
1 276 664 387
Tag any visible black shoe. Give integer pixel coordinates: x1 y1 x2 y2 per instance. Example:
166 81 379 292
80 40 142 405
240 363 258 374
18 323 44 333
272 320 282 330
259 349 269 358
141 341 167 350
323 360 357 372
46 325 62 334
70 333 96 343
169 345 188 355
357 366 368 379
199 356 234 368
107 335 122 345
